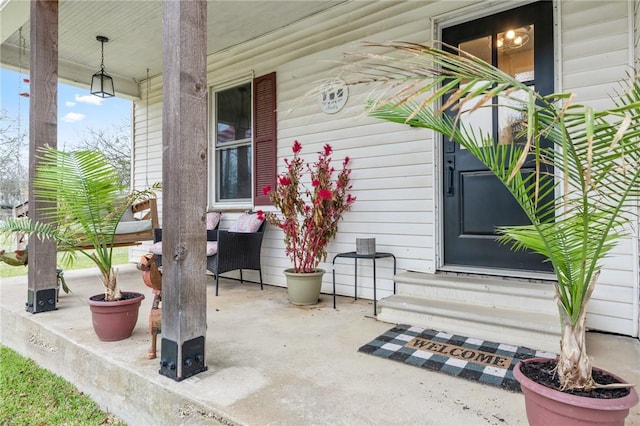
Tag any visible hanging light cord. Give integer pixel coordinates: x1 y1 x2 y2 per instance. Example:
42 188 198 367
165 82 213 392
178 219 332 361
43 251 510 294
100 39 106 71
17 27 25 137
17 27 25 155
145 68 150 187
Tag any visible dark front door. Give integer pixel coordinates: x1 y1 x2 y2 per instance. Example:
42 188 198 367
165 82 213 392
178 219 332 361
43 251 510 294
442 1 554 271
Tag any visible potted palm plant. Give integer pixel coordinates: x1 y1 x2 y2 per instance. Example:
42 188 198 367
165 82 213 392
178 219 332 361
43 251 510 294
259 140 356 305
348 41 638 424
0 147 160 341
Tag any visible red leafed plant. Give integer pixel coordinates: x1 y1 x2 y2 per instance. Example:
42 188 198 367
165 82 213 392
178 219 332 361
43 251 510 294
259 140 356 273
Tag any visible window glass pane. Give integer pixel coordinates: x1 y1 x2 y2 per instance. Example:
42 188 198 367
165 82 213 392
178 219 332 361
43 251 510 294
455 25 535 149
459 36 491 86
498 87 531 145
458 81 493 149
216 83 251 144
217 145 252 200
456 36 493 150
498 25 534 82
459 35 491 64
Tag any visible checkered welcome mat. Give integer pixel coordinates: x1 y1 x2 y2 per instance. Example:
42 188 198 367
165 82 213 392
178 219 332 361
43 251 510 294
358 324 556 392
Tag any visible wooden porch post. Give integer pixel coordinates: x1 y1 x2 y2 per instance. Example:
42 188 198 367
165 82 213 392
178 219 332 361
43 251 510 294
26 0 58 314
159 0 209 381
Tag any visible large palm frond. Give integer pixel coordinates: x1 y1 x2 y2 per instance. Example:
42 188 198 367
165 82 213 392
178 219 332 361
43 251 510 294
34 148 127 246
350 41 640 321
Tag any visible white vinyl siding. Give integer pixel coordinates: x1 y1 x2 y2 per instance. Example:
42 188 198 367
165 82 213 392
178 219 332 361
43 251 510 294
132 0 639 337
193 1 438 298
130 74 163 261
560 0 637 336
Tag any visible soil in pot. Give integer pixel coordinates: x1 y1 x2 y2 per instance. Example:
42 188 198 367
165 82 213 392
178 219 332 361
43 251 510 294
520 360 631 399
89 292 144 303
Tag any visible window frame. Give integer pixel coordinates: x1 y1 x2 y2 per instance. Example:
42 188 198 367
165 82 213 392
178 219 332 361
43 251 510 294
209 78 254 208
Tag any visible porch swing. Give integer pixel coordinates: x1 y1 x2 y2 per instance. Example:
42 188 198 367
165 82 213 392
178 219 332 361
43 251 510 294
92 66 161 249
12 62 159 251
12 192 159 251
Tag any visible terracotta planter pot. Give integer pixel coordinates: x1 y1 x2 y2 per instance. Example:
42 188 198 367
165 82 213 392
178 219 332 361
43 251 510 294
88 292 145 341
514 357 639 426
283 268 324 305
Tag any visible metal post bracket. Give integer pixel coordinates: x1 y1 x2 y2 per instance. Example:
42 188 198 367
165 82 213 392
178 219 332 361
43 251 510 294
159 336 207 381
26 288 57 313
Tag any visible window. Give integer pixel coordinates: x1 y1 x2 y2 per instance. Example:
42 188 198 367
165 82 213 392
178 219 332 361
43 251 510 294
211 72 276 206
214 83 252 201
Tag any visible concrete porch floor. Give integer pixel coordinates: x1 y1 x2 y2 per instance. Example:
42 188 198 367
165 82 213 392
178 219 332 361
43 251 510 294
1 264 639 426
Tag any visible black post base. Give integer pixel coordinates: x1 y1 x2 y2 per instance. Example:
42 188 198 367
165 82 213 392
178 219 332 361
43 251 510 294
159 336 207 381
25 288 57 313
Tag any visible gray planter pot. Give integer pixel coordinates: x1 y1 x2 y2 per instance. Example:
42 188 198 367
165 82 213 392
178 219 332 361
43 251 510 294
283 268 325 305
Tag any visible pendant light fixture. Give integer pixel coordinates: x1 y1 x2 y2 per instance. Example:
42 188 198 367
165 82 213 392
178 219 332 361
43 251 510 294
90 35 115 98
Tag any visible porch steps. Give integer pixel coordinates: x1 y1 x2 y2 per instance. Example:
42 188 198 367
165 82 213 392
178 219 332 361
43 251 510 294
377 271 561 354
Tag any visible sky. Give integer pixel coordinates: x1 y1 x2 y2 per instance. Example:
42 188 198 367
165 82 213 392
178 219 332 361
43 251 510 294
0 68 132 150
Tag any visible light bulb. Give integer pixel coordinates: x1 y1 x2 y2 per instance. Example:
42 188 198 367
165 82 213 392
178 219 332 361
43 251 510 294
506 30 515 39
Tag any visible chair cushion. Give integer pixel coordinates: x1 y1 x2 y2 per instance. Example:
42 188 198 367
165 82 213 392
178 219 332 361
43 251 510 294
149 241 162 255
149 241 218 256
115 219 152 235
206 211 222 230
120 205 135 222
206 241 218 256
229 212 264 233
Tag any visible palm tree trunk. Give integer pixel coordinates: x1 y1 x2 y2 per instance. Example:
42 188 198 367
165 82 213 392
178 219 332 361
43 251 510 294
557 306 594 390
102 267 121 301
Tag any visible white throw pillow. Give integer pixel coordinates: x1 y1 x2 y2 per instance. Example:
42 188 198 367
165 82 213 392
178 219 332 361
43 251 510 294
228 212 264 233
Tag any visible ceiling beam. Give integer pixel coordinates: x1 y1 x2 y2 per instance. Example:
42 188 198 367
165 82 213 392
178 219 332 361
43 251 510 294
0 44 139 99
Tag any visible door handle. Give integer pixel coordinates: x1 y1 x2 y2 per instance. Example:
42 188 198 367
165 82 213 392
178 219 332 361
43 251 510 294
445 157 455 197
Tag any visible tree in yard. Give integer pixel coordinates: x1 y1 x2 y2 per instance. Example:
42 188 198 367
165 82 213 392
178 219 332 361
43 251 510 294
74 121 132 189
0 111 132 209
0 109 28 209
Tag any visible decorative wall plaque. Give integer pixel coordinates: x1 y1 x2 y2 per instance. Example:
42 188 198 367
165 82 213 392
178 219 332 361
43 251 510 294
318 78 348 114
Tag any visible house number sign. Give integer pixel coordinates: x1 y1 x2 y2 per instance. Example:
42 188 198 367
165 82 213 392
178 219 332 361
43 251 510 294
318 78 348 114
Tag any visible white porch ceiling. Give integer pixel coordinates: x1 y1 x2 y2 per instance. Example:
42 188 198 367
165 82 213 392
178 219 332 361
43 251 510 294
0 0 344 98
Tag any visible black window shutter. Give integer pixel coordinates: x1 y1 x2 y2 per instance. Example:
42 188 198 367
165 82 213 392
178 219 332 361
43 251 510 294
253 72 277 205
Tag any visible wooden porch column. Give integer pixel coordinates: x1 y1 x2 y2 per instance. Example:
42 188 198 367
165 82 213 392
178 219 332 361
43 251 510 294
159 0 208 381
26 0 58 313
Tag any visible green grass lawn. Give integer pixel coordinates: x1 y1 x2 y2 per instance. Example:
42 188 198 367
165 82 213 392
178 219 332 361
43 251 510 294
0 238 131 424
0 245 131 278
0 345 126 425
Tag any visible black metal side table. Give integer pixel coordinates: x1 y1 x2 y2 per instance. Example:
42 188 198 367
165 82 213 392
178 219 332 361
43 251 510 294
331 251 396 315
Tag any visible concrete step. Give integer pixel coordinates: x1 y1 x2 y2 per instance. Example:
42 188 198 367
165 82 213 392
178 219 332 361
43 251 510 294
377 272 561 354
394 271 558 315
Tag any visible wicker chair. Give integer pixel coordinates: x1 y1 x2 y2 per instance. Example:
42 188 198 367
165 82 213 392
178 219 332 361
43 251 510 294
150 211 221 268
208 212 266 296
151 211 265 296
151 228 218 266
